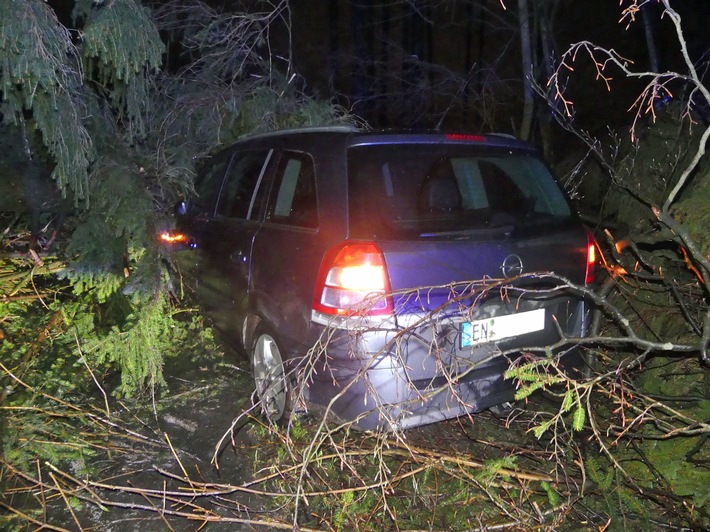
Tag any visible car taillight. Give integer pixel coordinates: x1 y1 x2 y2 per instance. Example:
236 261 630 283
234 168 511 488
159 231 188 244
313 241 394 316
585 229 597 284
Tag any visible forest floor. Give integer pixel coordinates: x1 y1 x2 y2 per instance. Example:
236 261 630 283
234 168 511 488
2 348 609 531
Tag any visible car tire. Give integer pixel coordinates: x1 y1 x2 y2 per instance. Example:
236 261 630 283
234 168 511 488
250 325 292 424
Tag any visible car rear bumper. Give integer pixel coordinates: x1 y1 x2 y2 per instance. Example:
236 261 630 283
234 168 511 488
305 294 589 431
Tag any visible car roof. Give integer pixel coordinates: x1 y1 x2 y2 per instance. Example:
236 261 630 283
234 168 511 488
233 126 535 152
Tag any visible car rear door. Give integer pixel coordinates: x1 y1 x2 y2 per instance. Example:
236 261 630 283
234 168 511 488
249 149 330 355
187 148 275 348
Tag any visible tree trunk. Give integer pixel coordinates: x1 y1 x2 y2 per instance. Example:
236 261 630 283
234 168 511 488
465 1 486 127
642 2 660 72
537 0 559 161
379 2 391 126
518 0 534 141
327 0 340 93
350 0 371 119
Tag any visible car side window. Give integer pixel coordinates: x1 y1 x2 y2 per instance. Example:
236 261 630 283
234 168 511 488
194 151 234 217
267 152 318 229
218 149 272 219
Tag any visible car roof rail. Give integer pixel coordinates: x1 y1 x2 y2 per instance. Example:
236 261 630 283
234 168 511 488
239 124 361 141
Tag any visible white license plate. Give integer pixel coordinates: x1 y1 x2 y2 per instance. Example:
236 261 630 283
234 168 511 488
461 308 545 347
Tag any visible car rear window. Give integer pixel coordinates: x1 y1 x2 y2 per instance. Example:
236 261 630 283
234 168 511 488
347 144 573 239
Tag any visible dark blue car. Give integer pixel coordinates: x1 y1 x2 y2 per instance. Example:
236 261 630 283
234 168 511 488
165 127 596 430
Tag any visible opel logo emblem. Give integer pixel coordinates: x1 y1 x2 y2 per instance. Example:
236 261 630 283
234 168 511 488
501 254 524 278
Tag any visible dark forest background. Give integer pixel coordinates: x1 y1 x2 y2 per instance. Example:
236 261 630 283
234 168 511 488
1 1 709 529
288 1 708 148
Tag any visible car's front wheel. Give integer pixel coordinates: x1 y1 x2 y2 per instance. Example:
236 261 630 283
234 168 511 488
251 326 291 423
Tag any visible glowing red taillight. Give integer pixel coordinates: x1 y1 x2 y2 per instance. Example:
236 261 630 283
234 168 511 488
585 229 597 284
313 241 393 316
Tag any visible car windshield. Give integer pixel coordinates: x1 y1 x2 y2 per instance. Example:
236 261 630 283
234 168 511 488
347 144 573 239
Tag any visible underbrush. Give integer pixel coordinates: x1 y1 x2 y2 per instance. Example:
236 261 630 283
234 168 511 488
3 373 704 530
1 247 708 530
241 415 588 530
